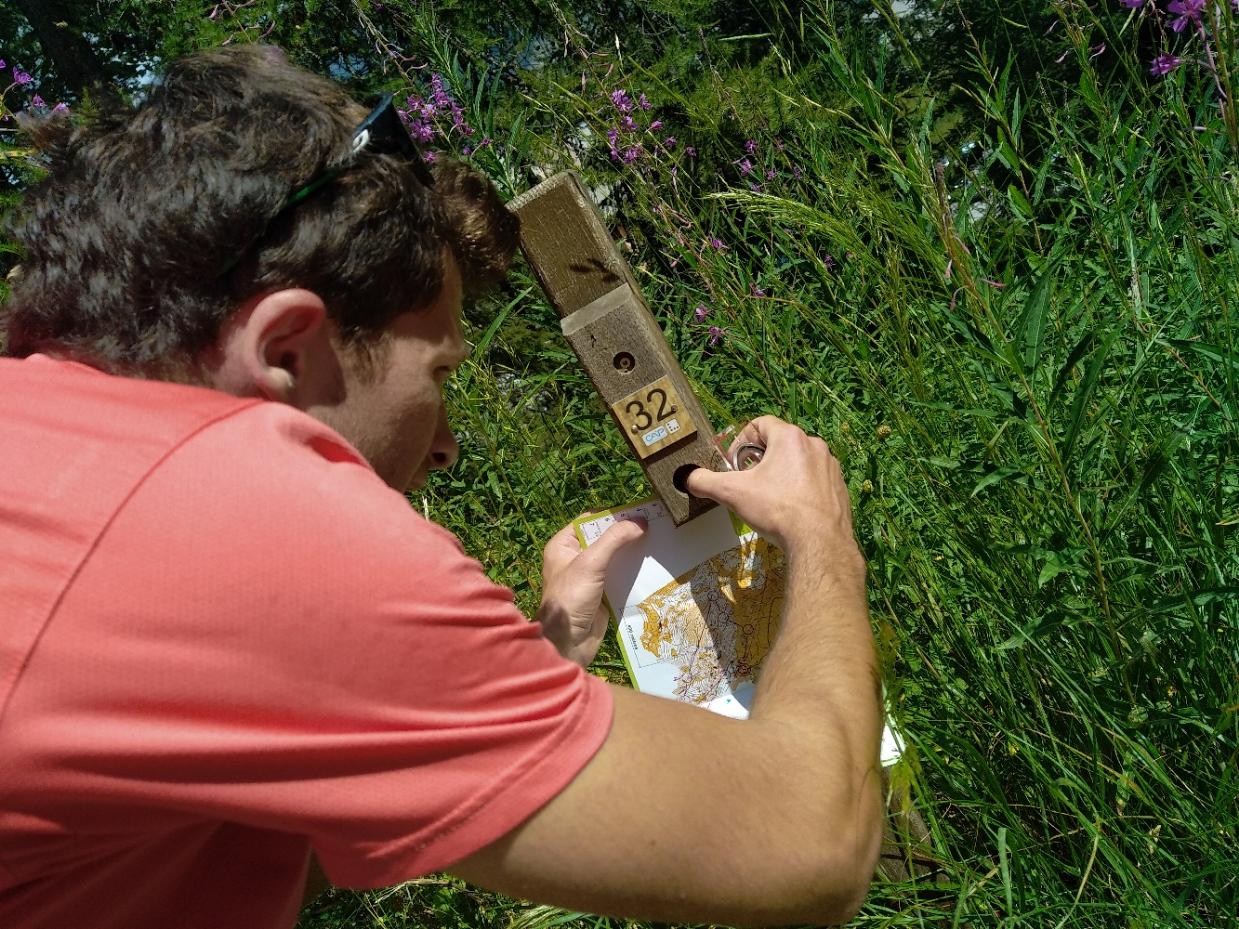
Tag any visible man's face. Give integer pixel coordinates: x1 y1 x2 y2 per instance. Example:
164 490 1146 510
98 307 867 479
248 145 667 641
313 255 468 492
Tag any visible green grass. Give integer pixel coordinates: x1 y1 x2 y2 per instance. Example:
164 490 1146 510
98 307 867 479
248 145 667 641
298 3 1236 927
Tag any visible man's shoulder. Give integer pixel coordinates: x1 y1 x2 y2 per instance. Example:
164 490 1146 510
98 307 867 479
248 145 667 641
1 353 261 459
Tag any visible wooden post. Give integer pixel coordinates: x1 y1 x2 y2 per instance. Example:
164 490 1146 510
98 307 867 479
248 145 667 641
508 171 725 525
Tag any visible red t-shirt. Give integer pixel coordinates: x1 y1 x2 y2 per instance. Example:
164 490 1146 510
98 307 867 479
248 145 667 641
0 355 613 928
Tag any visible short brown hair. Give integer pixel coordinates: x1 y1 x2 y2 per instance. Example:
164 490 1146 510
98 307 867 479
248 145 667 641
1 44 518 378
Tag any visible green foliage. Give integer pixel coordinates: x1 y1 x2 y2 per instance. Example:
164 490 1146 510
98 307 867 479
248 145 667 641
1 1 1235 927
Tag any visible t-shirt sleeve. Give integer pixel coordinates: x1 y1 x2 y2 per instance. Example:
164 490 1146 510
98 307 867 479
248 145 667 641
11 404 614 888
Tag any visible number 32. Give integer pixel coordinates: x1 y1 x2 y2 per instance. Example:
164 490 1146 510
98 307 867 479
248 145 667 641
626 387 673 431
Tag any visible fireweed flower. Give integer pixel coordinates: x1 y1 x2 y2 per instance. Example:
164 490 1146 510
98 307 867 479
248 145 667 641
750 284 767 297
649 119 663 131
29 94 44 108
708 325 726 346
638 93 651 111
744 139 757 154
1168 0 1205 32
610 89 633 113
737 158 753 176
765 169 776 180
622 146 641 164
694 305 710 322
663 136 677 148
685 146 697 157
708 236 727 251
13 67 32 85
1150 52 1184 75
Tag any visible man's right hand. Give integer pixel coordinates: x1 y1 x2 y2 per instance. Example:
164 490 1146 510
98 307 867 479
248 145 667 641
687 416 863 566
450 414 883 927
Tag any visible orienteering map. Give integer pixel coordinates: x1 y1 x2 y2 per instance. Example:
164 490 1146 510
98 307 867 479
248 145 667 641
576 500 904 763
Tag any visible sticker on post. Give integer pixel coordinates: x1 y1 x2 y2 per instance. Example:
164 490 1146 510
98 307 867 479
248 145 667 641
611 375 697 459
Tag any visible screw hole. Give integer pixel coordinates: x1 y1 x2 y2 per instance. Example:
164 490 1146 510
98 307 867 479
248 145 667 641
613 351 636 372
672 464 699 495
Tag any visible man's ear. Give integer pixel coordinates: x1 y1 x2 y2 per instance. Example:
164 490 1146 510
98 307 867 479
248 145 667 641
214 289 329 402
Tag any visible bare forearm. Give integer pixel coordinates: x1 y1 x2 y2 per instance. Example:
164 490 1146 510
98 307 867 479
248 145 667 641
754 546 879 733
751 544 883 898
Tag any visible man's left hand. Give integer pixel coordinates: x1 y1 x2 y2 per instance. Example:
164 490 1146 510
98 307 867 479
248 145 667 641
536 516 647 667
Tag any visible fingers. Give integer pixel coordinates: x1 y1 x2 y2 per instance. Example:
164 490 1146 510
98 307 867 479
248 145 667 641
543 522 582 559
577 517 647 577
685 466 739 506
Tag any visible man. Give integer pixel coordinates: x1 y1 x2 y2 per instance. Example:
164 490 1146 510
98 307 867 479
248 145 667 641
0 45 882 928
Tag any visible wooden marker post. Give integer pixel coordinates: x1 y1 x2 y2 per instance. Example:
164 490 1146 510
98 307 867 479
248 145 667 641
507 171 725 526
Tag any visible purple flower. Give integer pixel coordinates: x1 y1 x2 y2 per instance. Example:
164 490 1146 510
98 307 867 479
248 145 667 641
30 94 44 108
708 236 727 251
708 325 726 346
430 73 452 109
685 146 697 157
737 158 753 176
621 114 636 131
662 136 677 148
1168 0 1204 31
765 169 776 180
622 146 640 164
822 253 837 271
638 93 651 111
694 304 710 322
606 127 619 145
0 59 6 70
610 89 633 113
13 67 32 85
649 119 663 131
1150 52 1184 75
750 283 767 297
744 139 757 154
52 102 69 113
423 151 436 162
792 166 803 179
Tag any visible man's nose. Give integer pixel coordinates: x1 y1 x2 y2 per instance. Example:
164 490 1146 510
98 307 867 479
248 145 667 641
428 403 458 470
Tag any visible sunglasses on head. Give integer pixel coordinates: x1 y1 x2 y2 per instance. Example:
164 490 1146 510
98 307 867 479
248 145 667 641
285 93 435 207
219 93 433 278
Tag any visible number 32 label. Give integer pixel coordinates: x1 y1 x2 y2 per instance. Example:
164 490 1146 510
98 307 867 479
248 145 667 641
611 375 697 459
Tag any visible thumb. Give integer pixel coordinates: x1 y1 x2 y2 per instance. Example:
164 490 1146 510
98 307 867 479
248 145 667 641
578 517 647 578
685 466 740 507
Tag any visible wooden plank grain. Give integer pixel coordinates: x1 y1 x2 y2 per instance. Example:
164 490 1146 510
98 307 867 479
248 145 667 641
509 171 725 524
